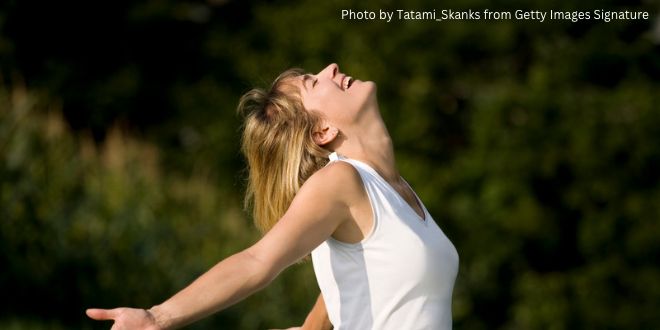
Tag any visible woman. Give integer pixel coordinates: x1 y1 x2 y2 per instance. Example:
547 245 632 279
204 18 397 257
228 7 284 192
87 63 459 329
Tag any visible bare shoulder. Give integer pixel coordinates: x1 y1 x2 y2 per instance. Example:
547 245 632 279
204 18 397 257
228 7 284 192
300 161 364 203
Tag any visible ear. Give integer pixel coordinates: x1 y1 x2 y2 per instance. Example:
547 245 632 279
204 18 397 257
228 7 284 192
312 123 339 146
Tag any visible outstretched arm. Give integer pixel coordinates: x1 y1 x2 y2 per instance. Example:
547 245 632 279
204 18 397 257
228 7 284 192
87 162 360 329
87 246 275 329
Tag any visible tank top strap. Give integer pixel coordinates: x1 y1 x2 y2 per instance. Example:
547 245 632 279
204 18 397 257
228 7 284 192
327 151 345 163
326 152 373 182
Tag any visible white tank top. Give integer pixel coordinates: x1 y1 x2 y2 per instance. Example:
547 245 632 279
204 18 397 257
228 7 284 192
311 153 459 330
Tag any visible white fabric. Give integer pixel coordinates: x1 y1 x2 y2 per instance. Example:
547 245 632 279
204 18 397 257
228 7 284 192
311 152 459 330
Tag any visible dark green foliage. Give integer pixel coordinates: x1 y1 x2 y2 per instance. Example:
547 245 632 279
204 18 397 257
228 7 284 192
1 0 659 328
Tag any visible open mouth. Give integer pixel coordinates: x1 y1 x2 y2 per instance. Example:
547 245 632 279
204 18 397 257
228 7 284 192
343 76 354 90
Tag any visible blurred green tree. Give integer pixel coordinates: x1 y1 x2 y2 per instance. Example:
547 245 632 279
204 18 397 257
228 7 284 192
1 0 659 328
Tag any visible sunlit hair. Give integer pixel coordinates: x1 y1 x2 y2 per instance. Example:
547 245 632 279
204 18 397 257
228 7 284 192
237 69 330 234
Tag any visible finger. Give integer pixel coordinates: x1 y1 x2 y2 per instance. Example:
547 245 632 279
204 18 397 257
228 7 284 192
86 308 119 320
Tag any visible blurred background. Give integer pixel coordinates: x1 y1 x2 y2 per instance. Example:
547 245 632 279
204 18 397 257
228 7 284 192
1 0 659 329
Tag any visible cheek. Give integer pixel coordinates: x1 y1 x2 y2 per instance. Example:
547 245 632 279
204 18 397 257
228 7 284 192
302 94 323 114
307 89 336 112
304 87 359 123
327 100 360 125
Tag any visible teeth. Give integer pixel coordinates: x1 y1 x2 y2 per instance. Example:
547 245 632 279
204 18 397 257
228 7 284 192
344 76 353 90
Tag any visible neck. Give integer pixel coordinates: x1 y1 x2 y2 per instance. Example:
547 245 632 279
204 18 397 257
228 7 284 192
333 105 400 183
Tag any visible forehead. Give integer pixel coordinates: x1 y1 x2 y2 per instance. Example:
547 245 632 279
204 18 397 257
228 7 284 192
278 75 308 97
273 76 307 105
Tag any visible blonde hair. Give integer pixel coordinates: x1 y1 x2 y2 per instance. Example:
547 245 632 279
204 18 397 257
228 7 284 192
238 69 330 234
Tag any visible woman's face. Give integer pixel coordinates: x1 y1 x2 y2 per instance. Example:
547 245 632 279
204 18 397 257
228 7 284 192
296 63 376 128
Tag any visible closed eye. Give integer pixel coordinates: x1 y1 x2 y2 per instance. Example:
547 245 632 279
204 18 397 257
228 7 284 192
303 74 318 90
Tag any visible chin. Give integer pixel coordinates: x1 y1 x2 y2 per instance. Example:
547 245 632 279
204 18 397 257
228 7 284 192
354 80 377 94
365 81 377 99
354 81 379 110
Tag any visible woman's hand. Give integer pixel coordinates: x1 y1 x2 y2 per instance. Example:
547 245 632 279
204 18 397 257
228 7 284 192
86 308 162 330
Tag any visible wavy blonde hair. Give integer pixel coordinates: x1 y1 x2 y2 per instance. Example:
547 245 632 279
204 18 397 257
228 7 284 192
237 69 330 234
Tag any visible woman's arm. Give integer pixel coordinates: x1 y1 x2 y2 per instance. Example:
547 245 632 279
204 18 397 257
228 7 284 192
88 250 272 329
301 294 332 330
146 248 276 328
87 162 361 329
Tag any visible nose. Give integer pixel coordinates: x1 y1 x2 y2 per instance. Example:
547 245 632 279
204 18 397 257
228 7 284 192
318 63 338 78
